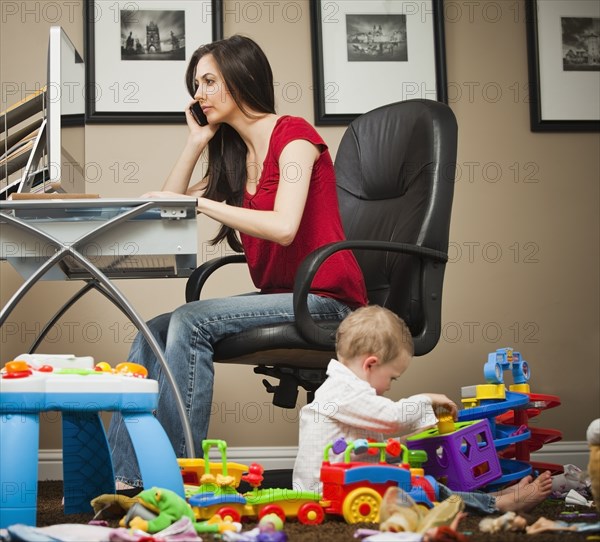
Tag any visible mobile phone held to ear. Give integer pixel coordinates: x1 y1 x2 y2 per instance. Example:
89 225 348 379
190 102 208 126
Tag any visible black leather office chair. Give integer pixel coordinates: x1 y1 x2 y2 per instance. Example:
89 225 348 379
185 99 458 409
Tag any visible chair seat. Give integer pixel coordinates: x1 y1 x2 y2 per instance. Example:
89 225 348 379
213 322 338 369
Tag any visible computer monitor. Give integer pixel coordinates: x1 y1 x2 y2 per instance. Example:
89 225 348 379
47 26 86 194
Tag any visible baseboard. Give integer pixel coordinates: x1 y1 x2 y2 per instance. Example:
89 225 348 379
530 440 590 471
205 446 299 470
39 441 589 481
39 449 64 481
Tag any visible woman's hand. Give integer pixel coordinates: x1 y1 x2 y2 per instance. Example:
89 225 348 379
141 190 196 200
185 99 220 144
159 104 215 195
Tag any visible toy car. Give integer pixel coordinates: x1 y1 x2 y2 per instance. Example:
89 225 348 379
319 438 439 523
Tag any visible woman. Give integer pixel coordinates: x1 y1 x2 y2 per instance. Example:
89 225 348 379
108 35 367 488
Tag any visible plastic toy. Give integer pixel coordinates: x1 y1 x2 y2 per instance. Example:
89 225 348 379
185 440 324 525
7 353 95 370
96 360 149 378
406 417 502 491
184 438 438 526
587 419 600 513
0 356 183 529
319 438 439 523
179 453 249 489
122 486 239 534
459 347 562 489
222 514 288 542
493 349 563 478
378 486 465 534
479 510 600 535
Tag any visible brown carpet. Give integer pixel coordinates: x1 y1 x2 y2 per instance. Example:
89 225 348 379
33 481 598 542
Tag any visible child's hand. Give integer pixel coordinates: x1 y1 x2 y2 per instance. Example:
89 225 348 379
423 393 458 420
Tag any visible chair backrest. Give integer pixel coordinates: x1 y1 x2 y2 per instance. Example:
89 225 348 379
335 100 457 351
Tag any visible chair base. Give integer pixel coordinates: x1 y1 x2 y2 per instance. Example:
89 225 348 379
255 366 327 408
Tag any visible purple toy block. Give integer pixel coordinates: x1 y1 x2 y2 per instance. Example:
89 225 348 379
406 419 502 492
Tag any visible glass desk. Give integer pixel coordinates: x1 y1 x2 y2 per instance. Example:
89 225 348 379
0 198 199 458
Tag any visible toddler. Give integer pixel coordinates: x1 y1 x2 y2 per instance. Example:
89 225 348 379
293 305 553 514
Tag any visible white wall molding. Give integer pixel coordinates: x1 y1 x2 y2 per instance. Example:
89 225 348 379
205 446 299 470
530 440 590 471
39 449 64 481
39 441 589 480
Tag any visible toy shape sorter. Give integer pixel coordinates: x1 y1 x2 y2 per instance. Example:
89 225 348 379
406 416 502 491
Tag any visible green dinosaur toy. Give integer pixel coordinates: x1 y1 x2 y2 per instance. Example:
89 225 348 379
122 486 236 534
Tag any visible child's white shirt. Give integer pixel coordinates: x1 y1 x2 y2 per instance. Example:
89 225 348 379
292 358 438 493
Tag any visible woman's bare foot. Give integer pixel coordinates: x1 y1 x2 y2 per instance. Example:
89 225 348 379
494 471 553 513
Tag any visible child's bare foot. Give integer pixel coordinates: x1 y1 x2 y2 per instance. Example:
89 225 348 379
494 471 553 513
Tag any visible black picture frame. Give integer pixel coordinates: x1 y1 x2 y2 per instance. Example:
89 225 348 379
310 0 448 126
84 0 223 124
525 0 600 132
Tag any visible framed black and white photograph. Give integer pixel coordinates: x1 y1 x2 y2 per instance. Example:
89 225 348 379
310 0 447 125
526 0 600 132
85 0 222 123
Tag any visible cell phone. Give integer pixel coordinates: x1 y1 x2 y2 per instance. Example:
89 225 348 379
189 102 208 126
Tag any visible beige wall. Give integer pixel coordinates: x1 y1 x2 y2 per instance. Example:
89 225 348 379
1 1 598 455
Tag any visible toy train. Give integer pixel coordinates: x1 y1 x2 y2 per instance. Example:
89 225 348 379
180 438 439 525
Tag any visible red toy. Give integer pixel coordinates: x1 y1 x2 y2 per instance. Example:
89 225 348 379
319 438 439 523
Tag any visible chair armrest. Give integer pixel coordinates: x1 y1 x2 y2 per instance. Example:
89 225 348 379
293 240 448 348
185 254 247 302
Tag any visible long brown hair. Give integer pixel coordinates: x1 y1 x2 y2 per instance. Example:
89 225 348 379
186 35 276 252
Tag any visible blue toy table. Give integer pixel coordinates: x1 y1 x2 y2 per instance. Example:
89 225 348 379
0 370 185 528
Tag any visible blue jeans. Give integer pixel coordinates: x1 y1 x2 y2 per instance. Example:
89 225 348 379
438 483 497 514
108 292 352 487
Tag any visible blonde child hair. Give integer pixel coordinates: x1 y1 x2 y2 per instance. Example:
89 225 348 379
335 305 414 364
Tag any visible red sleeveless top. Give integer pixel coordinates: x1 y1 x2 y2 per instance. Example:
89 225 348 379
241 116 367 309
